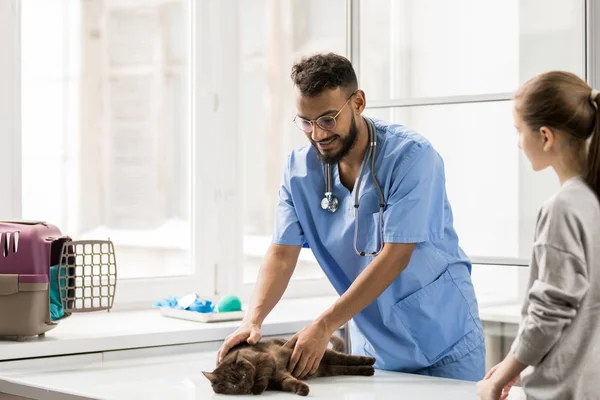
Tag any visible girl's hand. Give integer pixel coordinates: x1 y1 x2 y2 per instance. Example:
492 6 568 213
476 378 503 400
477 362 519 400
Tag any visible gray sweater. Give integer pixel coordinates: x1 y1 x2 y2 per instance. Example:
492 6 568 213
510 176 600 399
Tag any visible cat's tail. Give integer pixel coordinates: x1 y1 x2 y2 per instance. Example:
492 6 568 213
329 334 345 353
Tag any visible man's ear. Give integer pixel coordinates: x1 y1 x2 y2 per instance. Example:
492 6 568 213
202 371 217 383
352 89 367 114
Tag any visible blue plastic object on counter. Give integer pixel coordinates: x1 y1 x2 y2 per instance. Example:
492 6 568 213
152 295 179 309
187 298 214 313
153 294 215 313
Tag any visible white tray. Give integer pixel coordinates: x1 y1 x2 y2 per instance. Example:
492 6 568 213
159 307 246 323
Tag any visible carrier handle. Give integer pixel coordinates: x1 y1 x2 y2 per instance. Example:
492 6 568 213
0 220 48 226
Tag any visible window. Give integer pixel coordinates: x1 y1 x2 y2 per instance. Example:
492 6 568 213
0 1 21 220
3 0 593 307
21 0 192 279
359 0 586 303
360 0 585 102
365 102 520 259
238 0 586 302
239 0 346 294
19 0 206 306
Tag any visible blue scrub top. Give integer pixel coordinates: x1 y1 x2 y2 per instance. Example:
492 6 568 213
272 117 484 372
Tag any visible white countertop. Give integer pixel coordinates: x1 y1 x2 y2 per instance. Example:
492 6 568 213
0 296 525 399
479 303 521 324
0 346 525 400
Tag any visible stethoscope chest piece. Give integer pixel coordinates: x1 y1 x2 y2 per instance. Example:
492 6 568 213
321 192 339 213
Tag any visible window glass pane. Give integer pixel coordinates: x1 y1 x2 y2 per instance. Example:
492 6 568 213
21 0 192 279
365 102 549 306
364 101 560 261
360 0 585 101
240 0 347 283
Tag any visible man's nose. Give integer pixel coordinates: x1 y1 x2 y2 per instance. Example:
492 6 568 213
311 124 329 142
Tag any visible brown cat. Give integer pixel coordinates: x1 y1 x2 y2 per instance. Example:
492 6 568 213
202 335 375 396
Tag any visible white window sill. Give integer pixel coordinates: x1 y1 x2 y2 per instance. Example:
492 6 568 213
0 296 340 362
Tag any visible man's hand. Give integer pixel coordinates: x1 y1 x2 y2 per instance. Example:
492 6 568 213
283 320 332 379
217 321 262 364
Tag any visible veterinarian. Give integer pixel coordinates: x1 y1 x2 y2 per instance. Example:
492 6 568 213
218 52 485 382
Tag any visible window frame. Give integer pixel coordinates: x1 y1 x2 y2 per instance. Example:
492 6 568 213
355 0 586 268
3 0 599 308
0 0 22 222
233 0 533 301
3 0 225 310
235 0 590 302
351 0 587 303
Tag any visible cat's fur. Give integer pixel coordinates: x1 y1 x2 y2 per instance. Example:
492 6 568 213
202 335 375 396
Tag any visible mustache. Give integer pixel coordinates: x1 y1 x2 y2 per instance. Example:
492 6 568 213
315 135 339 143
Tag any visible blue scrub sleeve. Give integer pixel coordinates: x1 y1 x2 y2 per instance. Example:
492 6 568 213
383 143 446 243
271 155 306 246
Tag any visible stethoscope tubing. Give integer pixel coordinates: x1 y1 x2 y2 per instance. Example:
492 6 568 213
322 117 385 256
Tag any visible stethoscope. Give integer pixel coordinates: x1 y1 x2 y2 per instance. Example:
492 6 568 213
321 117 385 257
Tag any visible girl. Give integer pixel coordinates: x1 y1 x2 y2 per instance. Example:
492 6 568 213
477 71 600 400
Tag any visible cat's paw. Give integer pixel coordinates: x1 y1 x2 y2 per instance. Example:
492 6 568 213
358 366 375 376
251 382 267 395
295 383 310 396
365 356 376 365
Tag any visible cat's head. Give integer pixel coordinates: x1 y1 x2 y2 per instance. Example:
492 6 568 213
202 352 256 394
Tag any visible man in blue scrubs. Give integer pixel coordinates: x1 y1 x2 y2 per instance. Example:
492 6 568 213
218 53 485 382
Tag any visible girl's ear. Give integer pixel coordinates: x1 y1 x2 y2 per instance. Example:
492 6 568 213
540 126 555 152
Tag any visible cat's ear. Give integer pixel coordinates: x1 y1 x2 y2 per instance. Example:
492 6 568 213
235 354 256 372
202 371 217 383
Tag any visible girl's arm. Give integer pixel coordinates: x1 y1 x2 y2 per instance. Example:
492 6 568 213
511 245 589 367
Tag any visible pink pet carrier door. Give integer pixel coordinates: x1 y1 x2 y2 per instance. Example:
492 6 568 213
0 221 117 341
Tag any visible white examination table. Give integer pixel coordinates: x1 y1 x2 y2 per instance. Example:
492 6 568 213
0 346 525 400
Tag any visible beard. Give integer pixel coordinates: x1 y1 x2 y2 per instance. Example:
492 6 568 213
311 114 359 164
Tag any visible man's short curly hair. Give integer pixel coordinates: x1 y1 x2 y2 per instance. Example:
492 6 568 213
290 53 358 97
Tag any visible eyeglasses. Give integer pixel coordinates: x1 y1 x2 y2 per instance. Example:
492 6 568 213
293 92 356 134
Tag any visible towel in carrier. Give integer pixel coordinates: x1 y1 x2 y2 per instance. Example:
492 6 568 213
0 220 117 341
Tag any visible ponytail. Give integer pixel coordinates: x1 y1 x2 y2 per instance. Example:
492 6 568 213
586 89 600 200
